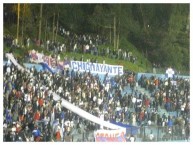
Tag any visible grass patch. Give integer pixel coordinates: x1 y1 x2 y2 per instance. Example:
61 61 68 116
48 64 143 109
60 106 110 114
60 52 147 72
3 27 153 73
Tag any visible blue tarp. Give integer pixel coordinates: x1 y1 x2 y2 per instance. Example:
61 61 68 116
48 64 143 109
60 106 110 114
39 62 55 74
23 63 43 72
110 121 139 135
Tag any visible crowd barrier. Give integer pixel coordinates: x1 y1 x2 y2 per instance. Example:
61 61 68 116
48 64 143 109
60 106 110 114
68 124 189 142
137 73 189 81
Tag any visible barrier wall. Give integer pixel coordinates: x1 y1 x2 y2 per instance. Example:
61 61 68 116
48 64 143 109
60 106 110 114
4 59 189 81
23 63 43 72
137 73 189 81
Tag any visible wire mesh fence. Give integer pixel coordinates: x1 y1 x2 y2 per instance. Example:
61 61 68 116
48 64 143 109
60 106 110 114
67 124 189 142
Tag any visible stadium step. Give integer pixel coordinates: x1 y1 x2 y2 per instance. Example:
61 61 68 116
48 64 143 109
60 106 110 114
137 86 170 117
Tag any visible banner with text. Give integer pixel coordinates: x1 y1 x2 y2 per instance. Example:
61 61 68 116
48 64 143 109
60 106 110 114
70 61 123 76
94 129 126 142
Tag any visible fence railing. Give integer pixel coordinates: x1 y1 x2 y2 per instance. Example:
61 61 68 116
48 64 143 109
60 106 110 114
136 124 189 142
66 124 189 142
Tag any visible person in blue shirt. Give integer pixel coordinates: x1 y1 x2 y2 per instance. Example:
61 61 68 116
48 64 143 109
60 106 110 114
32 126 42 141
6 109 12 125
167 119 173 127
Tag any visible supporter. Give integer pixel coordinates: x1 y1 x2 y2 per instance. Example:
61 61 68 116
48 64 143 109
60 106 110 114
129 134 135 142
32 126 42 141
149 130 154 141
4 23 138 64
3 50 189 142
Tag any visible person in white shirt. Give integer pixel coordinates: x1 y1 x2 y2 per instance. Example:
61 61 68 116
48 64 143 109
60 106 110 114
149 130 154 141
129 135 135 142
132 96 136 109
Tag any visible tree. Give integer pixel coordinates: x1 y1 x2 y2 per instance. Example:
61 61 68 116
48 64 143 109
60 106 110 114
160 4 189 70
3 3 190 72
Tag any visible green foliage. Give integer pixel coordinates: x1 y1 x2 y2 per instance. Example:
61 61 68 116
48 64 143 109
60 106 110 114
159 4 189 71
3 3 190 73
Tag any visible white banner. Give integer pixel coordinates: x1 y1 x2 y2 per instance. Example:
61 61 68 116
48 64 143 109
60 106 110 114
52 93 125 130
70 61 124 76
5 53 25 71
94 129 126 142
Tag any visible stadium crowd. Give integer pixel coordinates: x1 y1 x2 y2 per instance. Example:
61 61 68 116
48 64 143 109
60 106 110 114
3 26 189 142
3 56 190 141
4 25 137 64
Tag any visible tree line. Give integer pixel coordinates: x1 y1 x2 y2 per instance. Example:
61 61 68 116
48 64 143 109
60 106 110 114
3 3 190 71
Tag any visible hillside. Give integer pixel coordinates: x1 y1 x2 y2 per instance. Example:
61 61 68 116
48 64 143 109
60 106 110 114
3 32 152 73
3 4 190 74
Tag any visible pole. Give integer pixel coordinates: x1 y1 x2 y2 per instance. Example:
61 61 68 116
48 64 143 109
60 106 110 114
45 19 47 42
21 4 26 46
55 13 59 42
117 30 119 50
114 16 116 50
38 4 43 46
110 26 111 44
144 126 146 140
52 13 55 42
116 19 120 50
16 3 20 45
157 126 159 141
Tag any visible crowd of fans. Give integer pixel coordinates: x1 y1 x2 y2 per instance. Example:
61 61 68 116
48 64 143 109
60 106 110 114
3 54 190 142
138 74 190 141
4 25 137 64
2 59 129 141
3 26 189 142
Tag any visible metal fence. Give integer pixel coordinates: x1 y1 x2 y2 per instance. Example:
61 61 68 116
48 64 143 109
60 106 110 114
68 124 189 142
4 116 189 142
71 131 95 142
136 124 189 142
